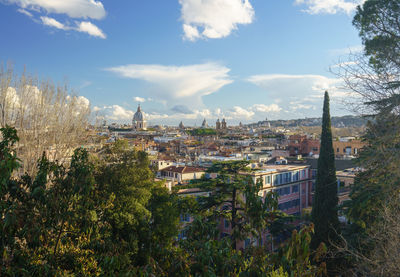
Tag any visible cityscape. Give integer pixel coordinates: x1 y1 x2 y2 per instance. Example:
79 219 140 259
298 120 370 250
0 0 398 276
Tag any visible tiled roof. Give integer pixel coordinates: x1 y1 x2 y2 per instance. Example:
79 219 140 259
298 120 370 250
161 165 205 174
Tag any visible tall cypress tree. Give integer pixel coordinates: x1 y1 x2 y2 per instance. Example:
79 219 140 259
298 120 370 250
311 91 340 249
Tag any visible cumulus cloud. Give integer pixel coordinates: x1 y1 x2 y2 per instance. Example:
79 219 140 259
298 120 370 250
40 16 67 30
227 106 255 120
179 0 254 41
106 62 233 107
38 16 105 38
295 0 365 15
97 105 134 121
7 0 106 19
134 97 146 103
5 0 107 38
17 8 33 17
252 103 282 113
247 73 351 118
76 21 106 38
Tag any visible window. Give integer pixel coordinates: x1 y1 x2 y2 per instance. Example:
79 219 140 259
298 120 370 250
337 148 340 153
265 175 271 184
283 172 292 183
278 199 300 210
293 171 299 181
276 186 291 196
292 184 299 193
311 169 317 179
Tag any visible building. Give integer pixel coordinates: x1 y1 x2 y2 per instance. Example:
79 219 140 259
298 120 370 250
179 121 185 129
132 105 147 131
216 119 221 130
242 164 313 216
221 118 227 129
202 118 208 128
176 164 314 247
336 168 359 205
332 138 366 158
158 165 205 185
288 135 320 157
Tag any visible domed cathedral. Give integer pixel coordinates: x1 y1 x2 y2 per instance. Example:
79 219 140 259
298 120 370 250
132 104 147 131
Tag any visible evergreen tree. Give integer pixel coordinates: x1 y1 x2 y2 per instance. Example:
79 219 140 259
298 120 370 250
311 91 340 249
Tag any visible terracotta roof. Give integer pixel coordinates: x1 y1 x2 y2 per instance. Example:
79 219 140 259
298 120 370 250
161 165 205 174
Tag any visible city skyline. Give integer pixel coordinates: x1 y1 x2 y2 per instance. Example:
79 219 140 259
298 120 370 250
0 0 364 125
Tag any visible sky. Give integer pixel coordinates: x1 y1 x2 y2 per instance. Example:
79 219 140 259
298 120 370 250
0 0 365 126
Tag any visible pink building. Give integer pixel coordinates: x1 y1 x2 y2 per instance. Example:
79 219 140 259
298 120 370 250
177 164 314 249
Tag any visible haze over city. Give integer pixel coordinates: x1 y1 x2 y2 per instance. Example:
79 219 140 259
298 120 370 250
0 0 364 125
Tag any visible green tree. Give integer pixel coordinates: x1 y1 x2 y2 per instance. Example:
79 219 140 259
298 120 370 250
353 0 400 72
311 91 340 249
93 140 183 273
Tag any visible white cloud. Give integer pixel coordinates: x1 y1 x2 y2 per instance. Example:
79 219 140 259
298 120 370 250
331 61 358 68
107 62 233 107
295 0 365 15
227 106 254 119
329 45 363 56
38 16 105 38
40 16 67 30
252 103 282 113
6 0 107 38
247 73 351 118
7 0 106 19
144 112 169 121
179 0 254 41
76 21 106 38
248 74 341 96
17 8 33 17
134 96 146 103
98 105 133 121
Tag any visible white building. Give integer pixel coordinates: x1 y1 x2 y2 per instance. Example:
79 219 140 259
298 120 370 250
132 105 147 131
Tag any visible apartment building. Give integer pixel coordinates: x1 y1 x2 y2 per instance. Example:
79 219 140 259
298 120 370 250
288 135 320 157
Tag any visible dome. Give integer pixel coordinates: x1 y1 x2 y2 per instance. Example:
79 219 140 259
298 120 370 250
133 105 145 122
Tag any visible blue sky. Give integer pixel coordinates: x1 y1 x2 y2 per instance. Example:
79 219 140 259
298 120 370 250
0 0 365 125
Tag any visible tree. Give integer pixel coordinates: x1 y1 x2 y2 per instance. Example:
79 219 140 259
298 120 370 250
0 64 91 175
311 91 340 249
353 0 400 73
194 161 293 251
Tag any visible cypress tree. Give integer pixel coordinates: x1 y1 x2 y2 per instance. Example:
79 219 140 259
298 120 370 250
311 91 340 249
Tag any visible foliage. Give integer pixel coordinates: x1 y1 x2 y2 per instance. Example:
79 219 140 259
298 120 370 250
311 91 340 250
1 127 327 276
189 128 217 136
0 127 183 275
353 0 400 72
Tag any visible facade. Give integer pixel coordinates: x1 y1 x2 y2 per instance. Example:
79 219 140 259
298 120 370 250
132 105 147 131
158 165 205 184
221 118 227 129
201 118 208 128
332 139 366 157
288 135 320 157
242 164 313 216
177 164 314 248
216 119 221 130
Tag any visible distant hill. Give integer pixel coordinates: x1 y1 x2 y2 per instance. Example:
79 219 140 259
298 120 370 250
258 115 370 128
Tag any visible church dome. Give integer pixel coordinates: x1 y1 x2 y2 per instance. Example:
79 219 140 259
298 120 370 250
133 105 145 122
